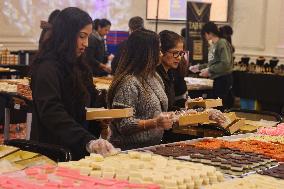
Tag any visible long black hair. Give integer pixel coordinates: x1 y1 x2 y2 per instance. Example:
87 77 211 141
33 7 94 105
201 21 220 37
108 29 160 107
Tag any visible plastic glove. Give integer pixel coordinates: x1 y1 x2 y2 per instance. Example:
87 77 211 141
86 139 117 156
155 112 174 130
189 64 200 73
206 109 227 125
199 68 210 77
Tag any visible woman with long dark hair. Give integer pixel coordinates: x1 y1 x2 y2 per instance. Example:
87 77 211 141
108 29 174 150
31 7 115 160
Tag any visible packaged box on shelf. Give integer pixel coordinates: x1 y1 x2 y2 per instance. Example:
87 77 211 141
186 98 223 109
179 112 210 126
86 108 133 120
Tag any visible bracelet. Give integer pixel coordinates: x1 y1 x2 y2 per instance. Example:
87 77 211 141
153 119 157 128
142 120 146 129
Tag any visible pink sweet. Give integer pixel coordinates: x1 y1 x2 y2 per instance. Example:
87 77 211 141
25 168 39 176
277 123 284 129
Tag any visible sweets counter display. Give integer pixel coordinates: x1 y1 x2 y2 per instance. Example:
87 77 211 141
184 77 213 91
0 78 31 100
0 165 159 189
204 174 284 189
0 145 56 174
139 133 284 174
1 133 284 188
59 151 225 189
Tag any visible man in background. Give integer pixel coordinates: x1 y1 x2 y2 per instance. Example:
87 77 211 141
111 16 144 74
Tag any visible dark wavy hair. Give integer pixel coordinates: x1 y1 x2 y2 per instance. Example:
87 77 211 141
159 30 188 76
201 21 220 37
32 7 94 105
39 9 61 46
93 18 111 31
128 16 144 31
219 25 233 42
159 30 184 53
108 29 160 106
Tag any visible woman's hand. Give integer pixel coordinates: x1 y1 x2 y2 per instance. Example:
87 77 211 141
199 68 210 77
189 64 200 73
86 139 118 156
155 112 174 130
206 109 227 125
100 119 112 140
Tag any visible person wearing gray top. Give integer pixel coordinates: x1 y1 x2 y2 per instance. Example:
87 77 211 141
108 29 174 150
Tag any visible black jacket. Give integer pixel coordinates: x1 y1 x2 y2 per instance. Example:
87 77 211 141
86 33 108 76
31 60 96 160
111 40 127 74
156 65 176 111
173 69 188 108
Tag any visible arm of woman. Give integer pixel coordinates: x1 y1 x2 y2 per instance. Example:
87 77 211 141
111 81 156 135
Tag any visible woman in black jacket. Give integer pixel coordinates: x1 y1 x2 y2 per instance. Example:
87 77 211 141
157 30 187 111
31 7 115 160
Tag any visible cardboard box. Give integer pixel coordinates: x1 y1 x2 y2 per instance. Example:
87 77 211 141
93 77 113 84
179 112 210 126
186 98 223 109
223 118 245 134
86 108 133 120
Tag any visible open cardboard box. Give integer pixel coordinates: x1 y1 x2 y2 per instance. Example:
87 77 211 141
179 112 210 126
86 108 133 120
186 98 223 109
223 118 245 134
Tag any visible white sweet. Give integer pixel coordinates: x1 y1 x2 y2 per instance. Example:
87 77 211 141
58 151 225 188
90 153 104 162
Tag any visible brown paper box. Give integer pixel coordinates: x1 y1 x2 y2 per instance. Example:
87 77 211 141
179 112 210 126
225 118 245 134
186 98 223 109
86 108 133 120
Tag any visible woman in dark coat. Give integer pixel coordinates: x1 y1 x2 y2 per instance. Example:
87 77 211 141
31 7 115 160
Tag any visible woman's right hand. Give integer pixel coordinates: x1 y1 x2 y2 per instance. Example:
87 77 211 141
189 64 200 73
155 112 174 130
86 139 118 156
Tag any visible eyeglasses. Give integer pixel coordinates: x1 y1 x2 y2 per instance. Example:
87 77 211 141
167 50 186 58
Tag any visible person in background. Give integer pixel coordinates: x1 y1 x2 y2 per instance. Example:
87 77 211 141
189 22 234 109
219 25 235 52
157 30 186 111
86 18 112 76
31 7 115 160
108 29 174 150
39 9 61 47
111 16 144 74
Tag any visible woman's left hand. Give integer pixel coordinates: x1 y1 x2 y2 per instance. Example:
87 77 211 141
199 68 210 77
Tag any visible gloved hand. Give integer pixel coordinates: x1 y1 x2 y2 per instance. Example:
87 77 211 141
189 64 200 73
86 139 118 156
155 112 174 130
199 68 210 77
206 109 227 125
